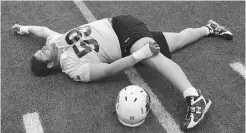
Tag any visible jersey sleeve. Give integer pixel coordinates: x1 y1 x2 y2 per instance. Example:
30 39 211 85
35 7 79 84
60 54 91 82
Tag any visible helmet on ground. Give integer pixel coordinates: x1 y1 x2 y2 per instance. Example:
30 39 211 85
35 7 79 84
115 85 150 127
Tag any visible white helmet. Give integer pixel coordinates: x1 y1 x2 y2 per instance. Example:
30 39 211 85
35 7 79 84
115 85 150 127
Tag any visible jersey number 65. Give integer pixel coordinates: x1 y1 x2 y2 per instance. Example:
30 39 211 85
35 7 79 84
65 27 99 58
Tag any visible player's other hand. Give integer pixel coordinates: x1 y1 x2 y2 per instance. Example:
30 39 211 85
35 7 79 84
12 24 23 35
148 41 160 56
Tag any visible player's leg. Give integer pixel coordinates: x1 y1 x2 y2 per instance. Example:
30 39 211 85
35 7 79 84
150 29 213 130
128 23 212 130
163 20 233 53
111 15 193 93
131 38 212 130
112 15 211 129
131 37 194 93
163 27 208 53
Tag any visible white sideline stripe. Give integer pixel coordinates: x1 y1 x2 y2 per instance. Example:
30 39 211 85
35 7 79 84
73 1 97 22
73 1 183 133
230 62 246 79
23 112 44 133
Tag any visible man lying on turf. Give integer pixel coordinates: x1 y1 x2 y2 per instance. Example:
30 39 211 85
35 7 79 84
12 15 233 130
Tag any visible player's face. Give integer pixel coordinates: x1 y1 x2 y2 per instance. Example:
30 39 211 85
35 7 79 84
34 44 57 63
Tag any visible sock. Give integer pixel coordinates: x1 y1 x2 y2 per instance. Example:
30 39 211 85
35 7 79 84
204 26 210 36
183 87 199 98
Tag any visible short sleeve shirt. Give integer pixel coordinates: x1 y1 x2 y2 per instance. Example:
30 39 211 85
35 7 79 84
48 18 121 82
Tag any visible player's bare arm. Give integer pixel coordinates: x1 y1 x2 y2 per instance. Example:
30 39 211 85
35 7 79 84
12 24 61 40
90 42 160 81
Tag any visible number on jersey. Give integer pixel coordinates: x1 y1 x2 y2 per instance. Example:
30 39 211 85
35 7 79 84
65 26 99 58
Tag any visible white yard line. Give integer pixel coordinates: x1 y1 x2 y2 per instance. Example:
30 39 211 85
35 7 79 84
125 68 183 133
230 62 246 79
23 112 44 133
73 1 183 132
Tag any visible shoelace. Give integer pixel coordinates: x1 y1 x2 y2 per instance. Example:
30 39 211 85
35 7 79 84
215 26 223 35
185 105 202 121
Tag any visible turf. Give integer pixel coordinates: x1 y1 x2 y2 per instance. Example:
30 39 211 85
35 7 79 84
1 1 245 133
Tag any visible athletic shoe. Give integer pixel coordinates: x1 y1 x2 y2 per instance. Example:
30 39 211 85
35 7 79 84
182 89 212 130
206 20 233 40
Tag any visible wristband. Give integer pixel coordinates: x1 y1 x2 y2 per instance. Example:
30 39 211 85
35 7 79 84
18 26 29 35
132 44 153 62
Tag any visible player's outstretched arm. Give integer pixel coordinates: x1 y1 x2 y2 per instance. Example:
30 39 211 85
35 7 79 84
89 42 160 81
12 24 60 39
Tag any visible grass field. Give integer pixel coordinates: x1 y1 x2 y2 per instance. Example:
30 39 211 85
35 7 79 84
1 1 245 133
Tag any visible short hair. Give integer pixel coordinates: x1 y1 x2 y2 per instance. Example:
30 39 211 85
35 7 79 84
30 55 50 76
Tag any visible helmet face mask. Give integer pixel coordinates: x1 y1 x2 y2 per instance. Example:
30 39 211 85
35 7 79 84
116 85 151 127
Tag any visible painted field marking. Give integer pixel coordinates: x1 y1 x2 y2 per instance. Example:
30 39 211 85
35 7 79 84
230 62 246 79
73 1 183 133
23 112 44 133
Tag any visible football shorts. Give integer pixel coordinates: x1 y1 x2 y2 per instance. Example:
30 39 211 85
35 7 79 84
111 15 171 59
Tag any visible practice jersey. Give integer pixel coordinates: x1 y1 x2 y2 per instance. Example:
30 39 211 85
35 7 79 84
47 18 121 82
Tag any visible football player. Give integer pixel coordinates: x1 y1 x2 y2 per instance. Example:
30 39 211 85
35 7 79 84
12 15 232 130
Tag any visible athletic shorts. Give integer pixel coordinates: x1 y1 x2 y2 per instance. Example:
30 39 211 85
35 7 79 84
111 15 171 59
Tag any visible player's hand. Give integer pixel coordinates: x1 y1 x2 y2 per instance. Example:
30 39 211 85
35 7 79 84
12 24 23 35
148 41 160 56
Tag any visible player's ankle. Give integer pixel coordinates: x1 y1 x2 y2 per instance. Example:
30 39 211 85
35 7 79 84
183 87 199 98
204 26 211 36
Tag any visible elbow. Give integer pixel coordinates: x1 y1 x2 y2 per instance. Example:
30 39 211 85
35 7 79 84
104 64 120 76
100 63 124 78
40 27 49 33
